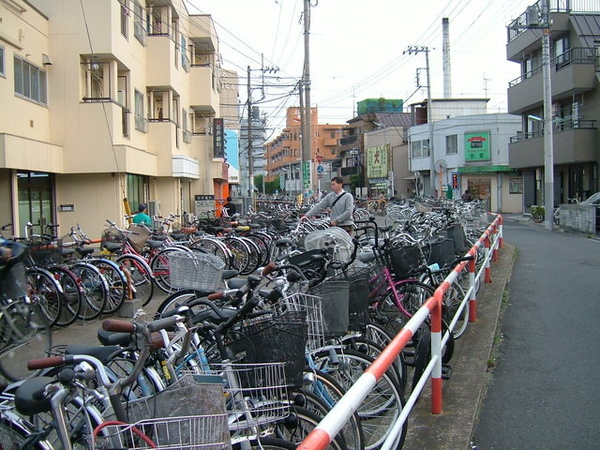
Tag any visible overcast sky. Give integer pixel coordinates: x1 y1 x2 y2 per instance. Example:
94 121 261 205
185 0 535 136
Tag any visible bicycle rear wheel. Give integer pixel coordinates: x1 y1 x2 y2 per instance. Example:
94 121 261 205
116 254 154 306
25 267 63 327
48 265 82 327
88 258 127 314
70 262 108 321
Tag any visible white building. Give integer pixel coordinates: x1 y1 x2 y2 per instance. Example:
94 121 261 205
409 113 523 212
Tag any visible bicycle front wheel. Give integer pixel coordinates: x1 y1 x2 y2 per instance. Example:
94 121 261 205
0 297 53 382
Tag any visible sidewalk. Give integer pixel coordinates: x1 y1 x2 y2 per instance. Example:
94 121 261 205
404 240 515 449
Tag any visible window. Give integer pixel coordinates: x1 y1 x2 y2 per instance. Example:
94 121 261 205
509 178 523 194
133 1 146 45
411 141 422 158
134 90 147 132
14 57 47 104
119 0 129 38
411 139 429 158
446 134 458 155
0 46 4 77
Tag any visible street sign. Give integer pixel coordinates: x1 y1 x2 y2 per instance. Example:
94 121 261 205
317 165 324 173
316 154 323 164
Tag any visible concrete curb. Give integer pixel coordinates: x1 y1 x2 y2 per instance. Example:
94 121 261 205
404 243 516 449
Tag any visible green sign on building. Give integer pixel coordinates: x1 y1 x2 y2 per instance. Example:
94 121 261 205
464 132 491 161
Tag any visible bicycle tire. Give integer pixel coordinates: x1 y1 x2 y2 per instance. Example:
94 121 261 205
0 297 53 382
153 289 202 319
116 254 155 306
25 266 63 327
188 237 233 269
150 247 185 293
70 261 108 321
274 405 346 450
48 265 83 327
232 436 297 449
300 370 365 450
88 258 128 314
222 237 252 275
0 416 50 449
310 348 406 450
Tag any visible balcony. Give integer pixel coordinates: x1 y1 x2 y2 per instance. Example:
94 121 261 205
189 65 219 114
340 134 358 146
508 119 597 168
507 48 598 114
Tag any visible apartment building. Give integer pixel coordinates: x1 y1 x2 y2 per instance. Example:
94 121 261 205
264 107 343 197
506 0 600 209
0 0 235 239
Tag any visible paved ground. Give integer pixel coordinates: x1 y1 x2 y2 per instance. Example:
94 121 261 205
403 231 514 449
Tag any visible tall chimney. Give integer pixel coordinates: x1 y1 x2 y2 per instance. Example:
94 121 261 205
442 17 452 98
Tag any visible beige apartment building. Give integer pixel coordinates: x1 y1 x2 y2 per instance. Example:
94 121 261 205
0 0 235 239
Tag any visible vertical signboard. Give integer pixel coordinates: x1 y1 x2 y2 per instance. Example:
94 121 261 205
366 144 390 178
213 118 224 159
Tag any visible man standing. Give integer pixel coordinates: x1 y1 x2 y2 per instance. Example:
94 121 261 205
133 203 152 226
301 177 354 234
223 197 237 216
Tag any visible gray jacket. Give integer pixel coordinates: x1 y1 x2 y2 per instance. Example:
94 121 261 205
306 191 354 226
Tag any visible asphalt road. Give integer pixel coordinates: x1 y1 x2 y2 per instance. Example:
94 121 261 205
471 220 600 448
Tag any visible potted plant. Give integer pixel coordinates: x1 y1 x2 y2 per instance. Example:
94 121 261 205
530 205 545 222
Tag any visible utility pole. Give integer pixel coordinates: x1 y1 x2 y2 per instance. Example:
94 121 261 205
540 1 555 231
302 0 313 200
404 46 435 196
247 65 254 204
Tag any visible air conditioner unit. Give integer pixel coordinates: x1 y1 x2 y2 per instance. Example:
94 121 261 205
147 200 161 218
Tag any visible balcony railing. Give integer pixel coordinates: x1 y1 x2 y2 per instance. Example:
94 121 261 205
507 0 595 42
509 118 596 142
508 47 598 88
340 134 358 146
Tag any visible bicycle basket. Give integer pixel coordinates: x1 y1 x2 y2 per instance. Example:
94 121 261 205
341 267 371 331
205 362 291 432
101 228 125 249
94 414 230 450
278 292 324 351
127 224 152 253
389 244 422 279
98 375 230 449
226 311 307 388
308 280 350 338
28 239 63 266
426 237 456 268
304 228 354 265
168 251 225 292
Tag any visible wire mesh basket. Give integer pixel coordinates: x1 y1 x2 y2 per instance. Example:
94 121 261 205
27 239 64 266
94 375 230 449
308 280 350 338
169 251 225 291
388 243 422 279
200 362 291 433
277 292 325 351
226 311 307 388
339 266 372 331
93 414 231 450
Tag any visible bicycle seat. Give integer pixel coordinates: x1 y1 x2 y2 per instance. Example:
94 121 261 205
14 376 55 415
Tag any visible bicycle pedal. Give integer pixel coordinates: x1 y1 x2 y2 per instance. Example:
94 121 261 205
442 363 452 380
